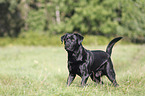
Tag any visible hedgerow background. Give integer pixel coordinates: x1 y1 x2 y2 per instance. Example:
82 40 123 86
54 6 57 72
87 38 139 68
0 0 145 44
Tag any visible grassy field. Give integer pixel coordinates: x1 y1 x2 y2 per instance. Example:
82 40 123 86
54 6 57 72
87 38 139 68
0 45 145 96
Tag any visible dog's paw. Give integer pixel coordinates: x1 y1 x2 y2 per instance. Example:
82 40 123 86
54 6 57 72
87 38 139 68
114 83 119 87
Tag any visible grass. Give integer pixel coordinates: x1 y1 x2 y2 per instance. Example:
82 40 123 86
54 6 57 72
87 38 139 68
0 44 145 96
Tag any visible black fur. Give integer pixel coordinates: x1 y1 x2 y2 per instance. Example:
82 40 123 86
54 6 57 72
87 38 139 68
61 33 122 87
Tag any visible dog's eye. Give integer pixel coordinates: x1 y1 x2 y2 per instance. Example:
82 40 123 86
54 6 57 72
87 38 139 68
65 38 68 41
72 38 75 41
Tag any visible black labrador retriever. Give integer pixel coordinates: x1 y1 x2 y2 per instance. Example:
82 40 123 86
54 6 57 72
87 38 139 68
61 33 122 87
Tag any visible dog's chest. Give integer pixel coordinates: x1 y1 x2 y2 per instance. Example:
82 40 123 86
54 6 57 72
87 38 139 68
68 62 86 76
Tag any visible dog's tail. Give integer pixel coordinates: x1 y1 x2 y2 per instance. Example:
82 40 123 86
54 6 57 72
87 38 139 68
106 37 122 56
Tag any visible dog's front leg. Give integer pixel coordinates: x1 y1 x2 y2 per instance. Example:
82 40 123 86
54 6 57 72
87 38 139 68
81 74 89 86
67 74 76 86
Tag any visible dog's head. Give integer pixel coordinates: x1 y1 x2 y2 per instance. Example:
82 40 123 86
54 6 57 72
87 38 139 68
61 33 84 51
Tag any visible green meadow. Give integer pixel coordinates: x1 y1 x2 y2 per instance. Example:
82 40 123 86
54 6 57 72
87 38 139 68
0 45 145 96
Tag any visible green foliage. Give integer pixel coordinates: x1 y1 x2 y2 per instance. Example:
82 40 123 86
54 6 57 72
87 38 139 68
26 9 46 31
0 0 24 37
0 0 145 43
48 0 145 43
117 0 145 42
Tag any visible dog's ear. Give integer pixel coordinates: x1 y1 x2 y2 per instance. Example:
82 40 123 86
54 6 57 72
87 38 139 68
61 33 68 43
74 33 84 44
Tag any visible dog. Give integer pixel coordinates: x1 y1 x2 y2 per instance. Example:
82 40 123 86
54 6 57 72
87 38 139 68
61 33 122 87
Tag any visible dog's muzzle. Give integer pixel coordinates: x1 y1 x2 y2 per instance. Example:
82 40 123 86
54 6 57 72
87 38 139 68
65 44 71 51
65 42 74 51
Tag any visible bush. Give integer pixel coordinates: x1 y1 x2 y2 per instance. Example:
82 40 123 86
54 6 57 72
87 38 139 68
0 32 126 46
0 32 61 46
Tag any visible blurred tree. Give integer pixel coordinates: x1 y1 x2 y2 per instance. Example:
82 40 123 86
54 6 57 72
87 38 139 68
0 0 24 37
117 0 145 42
0 0 144 43
50 0 145 42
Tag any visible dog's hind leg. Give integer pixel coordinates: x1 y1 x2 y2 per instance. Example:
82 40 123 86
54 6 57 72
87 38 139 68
90 72 103 84
67 74 76 86
106 59 119 87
